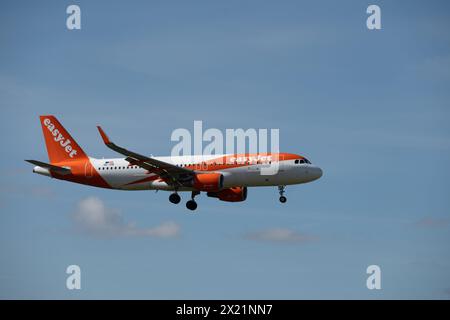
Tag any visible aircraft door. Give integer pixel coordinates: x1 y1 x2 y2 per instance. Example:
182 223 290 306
85 161 93 178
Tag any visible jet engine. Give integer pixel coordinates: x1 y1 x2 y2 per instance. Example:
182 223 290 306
207 187 248 202
192 173 224 192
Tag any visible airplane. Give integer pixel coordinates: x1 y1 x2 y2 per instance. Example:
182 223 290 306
26 115 323 211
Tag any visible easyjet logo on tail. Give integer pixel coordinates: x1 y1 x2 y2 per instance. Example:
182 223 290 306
43 118 78 158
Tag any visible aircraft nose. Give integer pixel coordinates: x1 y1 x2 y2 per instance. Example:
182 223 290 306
311 166 323 181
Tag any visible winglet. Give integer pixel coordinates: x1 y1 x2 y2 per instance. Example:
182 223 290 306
97 126 111 145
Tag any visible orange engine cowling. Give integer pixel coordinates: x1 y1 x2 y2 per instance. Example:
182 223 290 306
192 173 224 192
207 187 248 202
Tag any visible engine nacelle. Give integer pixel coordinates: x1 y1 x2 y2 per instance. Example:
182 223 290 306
192 173 224 192
207 187 248 202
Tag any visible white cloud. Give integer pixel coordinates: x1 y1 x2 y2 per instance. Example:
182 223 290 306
71 196 180 238
245 228 314 243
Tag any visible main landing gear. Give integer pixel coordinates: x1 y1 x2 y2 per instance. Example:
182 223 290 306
278 185 287 203
169 191 200 211
169 192 181 204
186 191 200 211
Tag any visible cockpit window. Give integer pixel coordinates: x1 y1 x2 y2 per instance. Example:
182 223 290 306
295 158 311 164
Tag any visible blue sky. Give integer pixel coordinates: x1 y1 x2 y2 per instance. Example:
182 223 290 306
1 0 449 299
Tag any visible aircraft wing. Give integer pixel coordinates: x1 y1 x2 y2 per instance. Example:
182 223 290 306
96 126 195 187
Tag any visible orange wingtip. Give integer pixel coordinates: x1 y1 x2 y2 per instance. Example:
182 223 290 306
96 126 111 144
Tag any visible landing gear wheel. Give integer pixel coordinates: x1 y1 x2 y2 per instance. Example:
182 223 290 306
278 185 287 203
169 193 181 204
186 191 200 211
186 200 197 211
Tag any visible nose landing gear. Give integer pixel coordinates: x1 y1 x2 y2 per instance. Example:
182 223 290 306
278 186 287 203
186 191 200 211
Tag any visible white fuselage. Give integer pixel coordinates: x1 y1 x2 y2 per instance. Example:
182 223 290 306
89 154 323 191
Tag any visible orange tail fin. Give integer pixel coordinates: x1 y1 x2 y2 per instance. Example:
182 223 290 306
39 115 88 164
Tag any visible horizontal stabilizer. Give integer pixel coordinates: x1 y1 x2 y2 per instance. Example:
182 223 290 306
25 160 72 175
